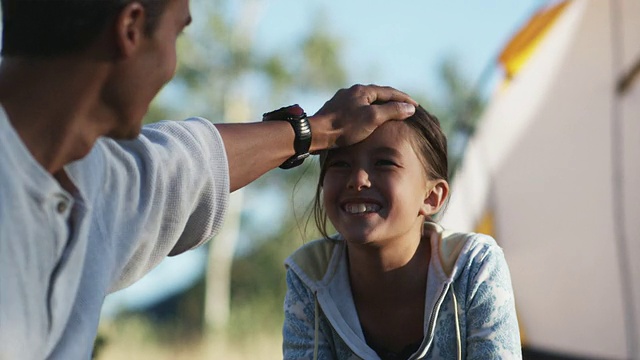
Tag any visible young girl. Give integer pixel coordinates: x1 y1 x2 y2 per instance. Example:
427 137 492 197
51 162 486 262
282 105 521 359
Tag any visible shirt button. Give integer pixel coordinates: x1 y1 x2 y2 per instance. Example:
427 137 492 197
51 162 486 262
56 201 68 214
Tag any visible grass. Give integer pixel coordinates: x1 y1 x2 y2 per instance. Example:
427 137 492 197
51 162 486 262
96 315 283 360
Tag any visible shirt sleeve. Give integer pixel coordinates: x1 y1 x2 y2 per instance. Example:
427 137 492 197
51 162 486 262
89 118 230 292
465 242 522 359
283 269 335 360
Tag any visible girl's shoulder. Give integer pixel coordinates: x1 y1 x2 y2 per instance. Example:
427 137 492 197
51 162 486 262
430 221 503 278
285 235 344 284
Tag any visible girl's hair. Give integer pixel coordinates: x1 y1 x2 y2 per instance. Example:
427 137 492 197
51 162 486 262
312 105 449 239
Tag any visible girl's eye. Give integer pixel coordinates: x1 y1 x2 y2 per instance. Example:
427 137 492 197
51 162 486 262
376 159 397 166
328 160 349 168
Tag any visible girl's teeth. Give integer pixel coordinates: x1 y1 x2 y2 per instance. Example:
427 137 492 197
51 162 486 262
345 203 379 214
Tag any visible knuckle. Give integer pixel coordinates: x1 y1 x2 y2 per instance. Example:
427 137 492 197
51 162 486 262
390 101 408 119
363 106 378 122
350 84 365 94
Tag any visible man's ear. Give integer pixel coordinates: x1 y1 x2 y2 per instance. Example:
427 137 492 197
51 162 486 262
114 2 147 58
419 179 449 217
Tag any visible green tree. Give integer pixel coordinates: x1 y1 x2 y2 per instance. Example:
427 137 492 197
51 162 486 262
107 0 486 347
228 55 488 340
414 54 487 177
139 0 347 334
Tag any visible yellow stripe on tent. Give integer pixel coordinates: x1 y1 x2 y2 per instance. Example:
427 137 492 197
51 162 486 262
499 0 571 80
474 210 495 238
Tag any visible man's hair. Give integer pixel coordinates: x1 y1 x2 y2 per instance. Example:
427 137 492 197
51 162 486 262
1 0 170 58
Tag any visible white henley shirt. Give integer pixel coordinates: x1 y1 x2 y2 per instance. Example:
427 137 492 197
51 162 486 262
0 107 230 359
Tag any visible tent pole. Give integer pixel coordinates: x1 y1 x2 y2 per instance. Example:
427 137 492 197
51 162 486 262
609 1 637 358
616 56 640 95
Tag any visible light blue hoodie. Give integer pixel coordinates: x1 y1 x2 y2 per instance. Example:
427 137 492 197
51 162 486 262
283 222 522 359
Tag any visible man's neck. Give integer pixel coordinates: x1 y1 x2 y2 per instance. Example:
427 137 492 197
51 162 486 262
0 56 114 174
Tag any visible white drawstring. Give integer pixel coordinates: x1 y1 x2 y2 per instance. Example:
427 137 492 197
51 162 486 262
311 285 461 360
452 286 462 360
314 293 319 360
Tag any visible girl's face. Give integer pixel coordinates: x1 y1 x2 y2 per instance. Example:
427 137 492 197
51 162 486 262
322 121 437 246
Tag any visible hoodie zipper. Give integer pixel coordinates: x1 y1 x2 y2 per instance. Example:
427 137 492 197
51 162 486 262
412 281 451 359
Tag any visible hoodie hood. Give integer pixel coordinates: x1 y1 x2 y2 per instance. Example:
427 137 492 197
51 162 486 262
287 222 472 285
284 222 476 359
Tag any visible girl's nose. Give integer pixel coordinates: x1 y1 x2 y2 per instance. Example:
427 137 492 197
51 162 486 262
347 168 371 191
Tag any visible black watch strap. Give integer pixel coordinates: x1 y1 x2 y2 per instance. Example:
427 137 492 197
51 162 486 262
262 104 312 169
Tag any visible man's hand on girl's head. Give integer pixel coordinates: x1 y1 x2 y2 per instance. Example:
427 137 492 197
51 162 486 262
308 84 417 152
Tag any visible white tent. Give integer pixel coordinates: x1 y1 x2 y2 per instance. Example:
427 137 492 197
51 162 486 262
440 1 640 358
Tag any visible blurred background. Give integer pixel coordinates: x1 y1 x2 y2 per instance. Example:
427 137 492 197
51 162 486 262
95 0 640 359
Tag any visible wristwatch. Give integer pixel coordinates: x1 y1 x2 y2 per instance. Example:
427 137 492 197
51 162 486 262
262 104 312 169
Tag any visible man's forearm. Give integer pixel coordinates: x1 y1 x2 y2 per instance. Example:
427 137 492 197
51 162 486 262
216 85 417 193
215 121 297 192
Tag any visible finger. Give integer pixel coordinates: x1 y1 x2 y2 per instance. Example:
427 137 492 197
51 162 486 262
370 101 416 122
365 85 418 106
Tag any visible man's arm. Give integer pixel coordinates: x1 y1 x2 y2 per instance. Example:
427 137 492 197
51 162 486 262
216 84 417 192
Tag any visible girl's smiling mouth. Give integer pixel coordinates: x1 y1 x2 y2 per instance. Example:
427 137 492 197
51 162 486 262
342 201 382 215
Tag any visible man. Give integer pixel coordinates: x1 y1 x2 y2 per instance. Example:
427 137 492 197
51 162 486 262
0 0 416 358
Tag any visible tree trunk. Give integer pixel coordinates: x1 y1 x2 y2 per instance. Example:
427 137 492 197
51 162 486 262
205 189 244 332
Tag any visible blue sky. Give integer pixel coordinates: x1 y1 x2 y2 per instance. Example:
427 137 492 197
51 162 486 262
103 0 547 316
255 0 546 108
